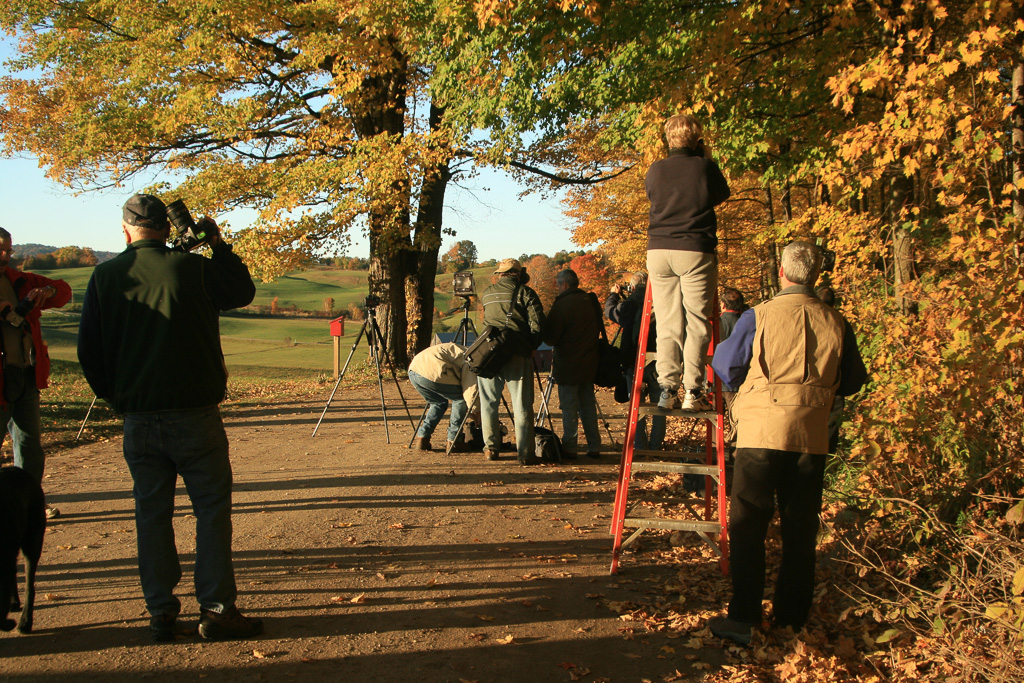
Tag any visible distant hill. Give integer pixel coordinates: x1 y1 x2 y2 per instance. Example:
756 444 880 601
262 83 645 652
14 243 118 264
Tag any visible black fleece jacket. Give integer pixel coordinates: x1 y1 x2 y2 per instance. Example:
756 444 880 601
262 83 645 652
645 148 731 253
78 239 255 414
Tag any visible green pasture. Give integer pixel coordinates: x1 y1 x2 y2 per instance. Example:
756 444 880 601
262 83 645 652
40 308 366 374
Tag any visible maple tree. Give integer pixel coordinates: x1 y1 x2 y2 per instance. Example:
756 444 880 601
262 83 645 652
0 0 480 364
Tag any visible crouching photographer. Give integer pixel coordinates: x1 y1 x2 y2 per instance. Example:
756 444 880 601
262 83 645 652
77 194 261 642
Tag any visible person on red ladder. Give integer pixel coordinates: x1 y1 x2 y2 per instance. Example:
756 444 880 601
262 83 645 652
708 242 867 645
644 114 731 412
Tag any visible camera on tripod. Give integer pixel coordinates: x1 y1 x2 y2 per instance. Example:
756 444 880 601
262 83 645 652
453 271 475 297
364 294 381 309
166 199 217 252
814 239 836 273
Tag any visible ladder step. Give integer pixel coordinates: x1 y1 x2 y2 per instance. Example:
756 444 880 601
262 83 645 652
637 406 719 420
622 517 723 533
632 448 705 458
632 462 720 476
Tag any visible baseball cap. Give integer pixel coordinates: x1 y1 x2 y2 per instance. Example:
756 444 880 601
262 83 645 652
494 258 523 274
123 194 169 229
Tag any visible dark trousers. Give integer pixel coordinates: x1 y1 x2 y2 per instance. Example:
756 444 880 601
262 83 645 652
727 448 826 628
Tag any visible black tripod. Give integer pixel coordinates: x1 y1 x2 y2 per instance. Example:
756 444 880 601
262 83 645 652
450 295 478 346
313 302 416 440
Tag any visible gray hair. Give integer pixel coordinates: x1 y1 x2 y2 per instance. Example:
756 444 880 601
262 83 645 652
664 114 703 150
781 241 822 286
629 272 647 289
556 269 579 289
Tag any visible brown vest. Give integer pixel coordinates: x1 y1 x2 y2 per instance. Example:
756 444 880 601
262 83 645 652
733 288 844 455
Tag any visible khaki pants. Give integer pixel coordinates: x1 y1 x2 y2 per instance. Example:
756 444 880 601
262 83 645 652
646 249 717 391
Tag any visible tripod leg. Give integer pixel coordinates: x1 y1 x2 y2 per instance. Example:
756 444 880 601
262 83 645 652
75 395 98 441
313 320 369 436
409 405 428 449
368 315 417 430
444 406 474 457
367 318 391 443
595 398 618 446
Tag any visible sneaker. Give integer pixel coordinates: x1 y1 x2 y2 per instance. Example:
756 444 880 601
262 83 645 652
198 606 264 641
485 448 500 461
149 614 177 643
45 506 61 520
708 615 755 645
657 386 679 410
681 390 711 412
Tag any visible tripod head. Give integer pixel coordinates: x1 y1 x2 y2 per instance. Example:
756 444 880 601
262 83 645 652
447 294 473 315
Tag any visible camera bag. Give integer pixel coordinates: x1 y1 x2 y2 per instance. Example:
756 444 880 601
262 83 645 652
533 425 562 463
463 281 524 379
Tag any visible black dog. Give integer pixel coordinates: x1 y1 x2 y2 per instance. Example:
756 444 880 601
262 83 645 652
0 466 45 633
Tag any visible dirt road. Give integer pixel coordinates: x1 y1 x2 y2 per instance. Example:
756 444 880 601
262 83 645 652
1 386 732 682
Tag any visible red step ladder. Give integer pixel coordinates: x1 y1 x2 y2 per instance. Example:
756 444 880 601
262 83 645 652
609 281 730 574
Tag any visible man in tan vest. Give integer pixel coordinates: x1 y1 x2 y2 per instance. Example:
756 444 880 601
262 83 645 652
708 241 867 644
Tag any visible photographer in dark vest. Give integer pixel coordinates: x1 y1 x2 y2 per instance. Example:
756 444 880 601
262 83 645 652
478 258 545 465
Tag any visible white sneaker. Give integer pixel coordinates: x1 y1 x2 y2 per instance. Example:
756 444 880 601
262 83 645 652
681 391 711 412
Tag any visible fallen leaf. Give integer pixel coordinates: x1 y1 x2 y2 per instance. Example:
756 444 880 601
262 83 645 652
476 614 494 622
497 634 514 644
252 650 267 659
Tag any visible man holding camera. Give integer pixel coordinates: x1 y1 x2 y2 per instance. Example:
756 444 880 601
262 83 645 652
708 242 867 644
77 194 260 642
478 258 545 465
0 227 72 519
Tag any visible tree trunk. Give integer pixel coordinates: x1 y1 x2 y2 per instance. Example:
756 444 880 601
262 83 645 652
1013 7 1024 249
406 103 452 360
764 184 780 297
889 165 917 315
349 41 413 367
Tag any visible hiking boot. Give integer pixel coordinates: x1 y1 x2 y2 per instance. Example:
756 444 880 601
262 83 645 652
681 389 711 412
485 448 500 461
149 614 177 643
412 436 432 451
560 451 578 461
198 606 264 641
585 451 601 459
657 386 679 410
708 615 755 645
518 455 542 466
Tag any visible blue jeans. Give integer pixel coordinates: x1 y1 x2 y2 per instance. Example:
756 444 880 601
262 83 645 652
478 355 535 461
557 383 601 453
409 371 468 442
2 367 46 484
123 406 237 617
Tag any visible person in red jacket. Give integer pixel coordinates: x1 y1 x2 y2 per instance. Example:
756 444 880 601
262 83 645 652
0 227 72 519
